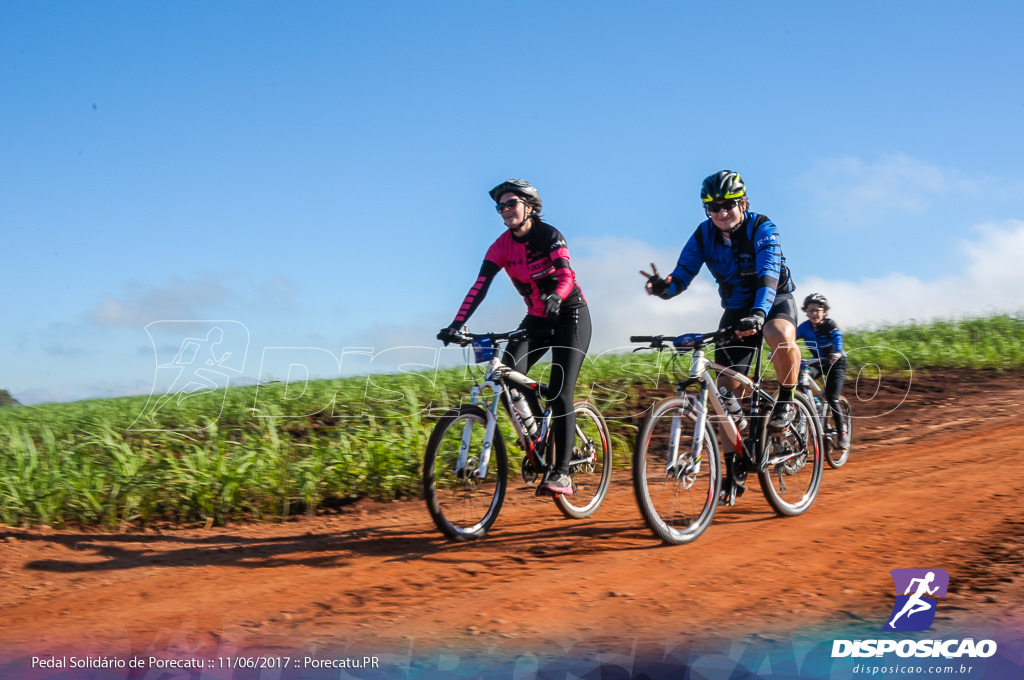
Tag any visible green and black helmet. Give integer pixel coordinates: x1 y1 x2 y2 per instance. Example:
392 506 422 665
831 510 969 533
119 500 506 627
700 170 747 204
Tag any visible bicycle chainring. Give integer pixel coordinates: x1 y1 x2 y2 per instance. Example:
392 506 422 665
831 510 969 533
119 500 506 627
520 456 539 484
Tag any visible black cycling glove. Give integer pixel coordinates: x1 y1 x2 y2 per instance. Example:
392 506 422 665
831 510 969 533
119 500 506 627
736 311 766 333
647 274 670 297
542 294 562 318
437 325 461 347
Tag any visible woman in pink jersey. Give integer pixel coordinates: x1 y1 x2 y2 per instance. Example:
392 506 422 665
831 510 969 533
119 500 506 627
438 179 592 496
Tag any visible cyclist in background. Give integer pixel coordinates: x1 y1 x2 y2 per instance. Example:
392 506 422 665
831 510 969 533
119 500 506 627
796 293 850 449
641 170 801 431
438 179 592 497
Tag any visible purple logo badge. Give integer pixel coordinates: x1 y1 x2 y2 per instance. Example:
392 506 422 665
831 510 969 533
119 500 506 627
883 568 949 632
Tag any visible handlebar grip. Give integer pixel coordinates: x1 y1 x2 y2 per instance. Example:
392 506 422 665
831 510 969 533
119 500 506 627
630 335 663 343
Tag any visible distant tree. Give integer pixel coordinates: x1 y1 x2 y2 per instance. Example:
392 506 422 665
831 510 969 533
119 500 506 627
0 389 22 407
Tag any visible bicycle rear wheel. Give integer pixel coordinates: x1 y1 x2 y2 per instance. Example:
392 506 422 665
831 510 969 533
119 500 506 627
757 393 823 516
633 395 721 545
824 396 853 469
423 405 508 540
554 399 613 519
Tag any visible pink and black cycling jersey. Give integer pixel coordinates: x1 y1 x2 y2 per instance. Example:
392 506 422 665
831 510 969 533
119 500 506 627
453 220 586 324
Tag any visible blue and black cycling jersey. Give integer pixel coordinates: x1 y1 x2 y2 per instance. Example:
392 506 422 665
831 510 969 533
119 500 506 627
661 212 795 315
796 318 845 361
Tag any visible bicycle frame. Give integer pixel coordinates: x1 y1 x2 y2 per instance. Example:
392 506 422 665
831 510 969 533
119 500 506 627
457 333 552 479
425 329 614 540
798 359 833 434
631 328 824 541
660 332 776 473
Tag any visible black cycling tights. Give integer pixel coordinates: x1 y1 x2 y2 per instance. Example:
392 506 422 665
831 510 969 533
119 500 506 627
810 358 848 436
502 305 592 476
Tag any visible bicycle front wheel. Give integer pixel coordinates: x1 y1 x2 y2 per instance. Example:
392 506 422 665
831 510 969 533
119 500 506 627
554 399 613 519
632 396 721 545
824 396 853 469
423 405 508 540
757 393 823 516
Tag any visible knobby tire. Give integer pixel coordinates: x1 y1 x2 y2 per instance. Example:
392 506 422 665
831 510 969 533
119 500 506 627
553 399 613 519
632 395 721 545
423 405 508 540
757 392 823 516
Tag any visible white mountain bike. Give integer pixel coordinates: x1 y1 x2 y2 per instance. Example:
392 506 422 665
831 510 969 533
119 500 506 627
423 329 612 540
630 327 824 545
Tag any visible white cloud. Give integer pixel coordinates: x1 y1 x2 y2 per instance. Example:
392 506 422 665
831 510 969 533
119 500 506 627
798 154 982 228
801 219 1024 327
572 221 1024 346
573 236 724 353
91 276 231 328
31 219 1024 405
90 273 301 328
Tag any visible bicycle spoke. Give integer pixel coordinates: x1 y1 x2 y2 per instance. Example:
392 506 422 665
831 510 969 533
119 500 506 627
554 400 613 519
633 397 720 544
757 394 823 516
423 406 507 540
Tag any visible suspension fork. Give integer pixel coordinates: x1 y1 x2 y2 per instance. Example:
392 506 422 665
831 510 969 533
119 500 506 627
680 349 711 469
462 384 501 478
690 381 710 460
665 381 709 474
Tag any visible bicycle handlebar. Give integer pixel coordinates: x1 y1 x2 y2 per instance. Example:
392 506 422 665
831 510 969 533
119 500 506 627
629 335 668 344
630 325 746 350
451 328 530 346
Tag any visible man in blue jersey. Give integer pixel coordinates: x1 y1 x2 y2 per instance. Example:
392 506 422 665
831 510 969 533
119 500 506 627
642 170 801 430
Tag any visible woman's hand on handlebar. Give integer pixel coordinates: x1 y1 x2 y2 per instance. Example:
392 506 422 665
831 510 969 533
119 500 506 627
437 325 463 346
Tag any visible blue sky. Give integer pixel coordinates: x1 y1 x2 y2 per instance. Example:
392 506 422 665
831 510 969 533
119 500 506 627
3 1 1023 404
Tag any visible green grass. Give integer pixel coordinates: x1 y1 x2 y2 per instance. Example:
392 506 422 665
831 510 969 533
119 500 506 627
2 313 1021 529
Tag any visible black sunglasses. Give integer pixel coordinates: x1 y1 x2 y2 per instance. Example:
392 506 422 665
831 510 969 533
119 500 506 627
495 199 523 213
705 199 741 213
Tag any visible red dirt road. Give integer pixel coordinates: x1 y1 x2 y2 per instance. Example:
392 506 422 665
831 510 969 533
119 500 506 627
2 370 1023 669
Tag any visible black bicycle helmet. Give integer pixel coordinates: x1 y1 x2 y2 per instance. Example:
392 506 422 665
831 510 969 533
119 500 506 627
700 170 746 204
489 178 541 204
489 179 543 219
802 293 830 311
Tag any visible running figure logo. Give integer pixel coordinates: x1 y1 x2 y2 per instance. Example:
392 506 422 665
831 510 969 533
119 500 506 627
883 568 949 632
131 321 250 431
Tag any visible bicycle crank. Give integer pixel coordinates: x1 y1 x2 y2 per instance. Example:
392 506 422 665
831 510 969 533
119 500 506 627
520 456 539 484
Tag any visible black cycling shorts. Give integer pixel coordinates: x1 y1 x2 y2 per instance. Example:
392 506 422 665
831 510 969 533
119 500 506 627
714 294 798 377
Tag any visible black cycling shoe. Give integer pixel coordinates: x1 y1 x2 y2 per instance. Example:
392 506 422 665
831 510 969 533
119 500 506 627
768 401 796 430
